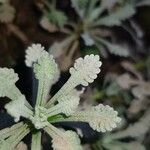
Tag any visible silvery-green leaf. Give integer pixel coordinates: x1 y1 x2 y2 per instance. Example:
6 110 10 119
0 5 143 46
25 44 60 106
46 54 102 107
25 44 46 67
95 4 135 26
0 68 29 108
81 32 95 46
46 89 83 116
0 122 24 140
96 38 130 56
88 7 104 21
0 124 29 150
69 104 121 132
45 125 83 150
5 95 33 122
71 0 88 18
47 10 67 28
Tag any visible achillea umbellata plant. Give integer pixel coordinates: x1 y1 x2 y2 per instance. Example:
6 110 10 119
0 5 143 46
47 0 136 71
0 44 121 150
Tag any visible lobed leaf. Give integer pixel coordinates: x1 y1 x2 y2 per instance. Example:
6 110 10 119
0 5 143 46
95 4 135 27
70 104 121 132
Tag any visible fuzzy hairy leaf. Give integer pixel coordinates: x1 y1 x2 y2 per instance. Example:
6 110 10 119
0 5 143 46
52 131 82 150
69 54 101 86
47 10 67 28
71 0 89 18
0 124 29 150
25 44 46 67
88 6 104 22
81 32 95 46
34 53 60 106
45 125 82 150
25 44 60 106
46 54 102 107
5 95 33 122
70 104 121 132
46 89 83 117
0 122 24 140
96 38 130 56
96 4 135 26
33 53 59 81
0 68 18 97
0 68 23 100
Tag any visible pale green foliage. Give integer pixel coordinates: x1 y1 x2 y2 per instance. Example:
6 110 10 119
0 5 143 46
0 123 30 150
96 38 130 57
0 44 121 149
81 32 95 46
25 44 46 67
34 54 58 81
96 4 135 26
70 0 135 57
0 68 18 97
5 95 33 122
45 89 82 117
47 10 67 28
71 0 89 18
71 0 88 9
69 54 101 86
45 125 83 150
52 130 82 150
45 54 102 107
69 104 121 132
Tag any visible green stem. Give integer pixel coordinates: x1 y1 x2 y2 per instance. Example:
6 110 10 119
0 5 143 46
31 132 42 150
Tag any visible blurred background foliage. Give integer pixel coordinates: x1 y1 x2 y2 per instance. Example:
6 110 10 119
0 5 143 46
0 0 150 150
